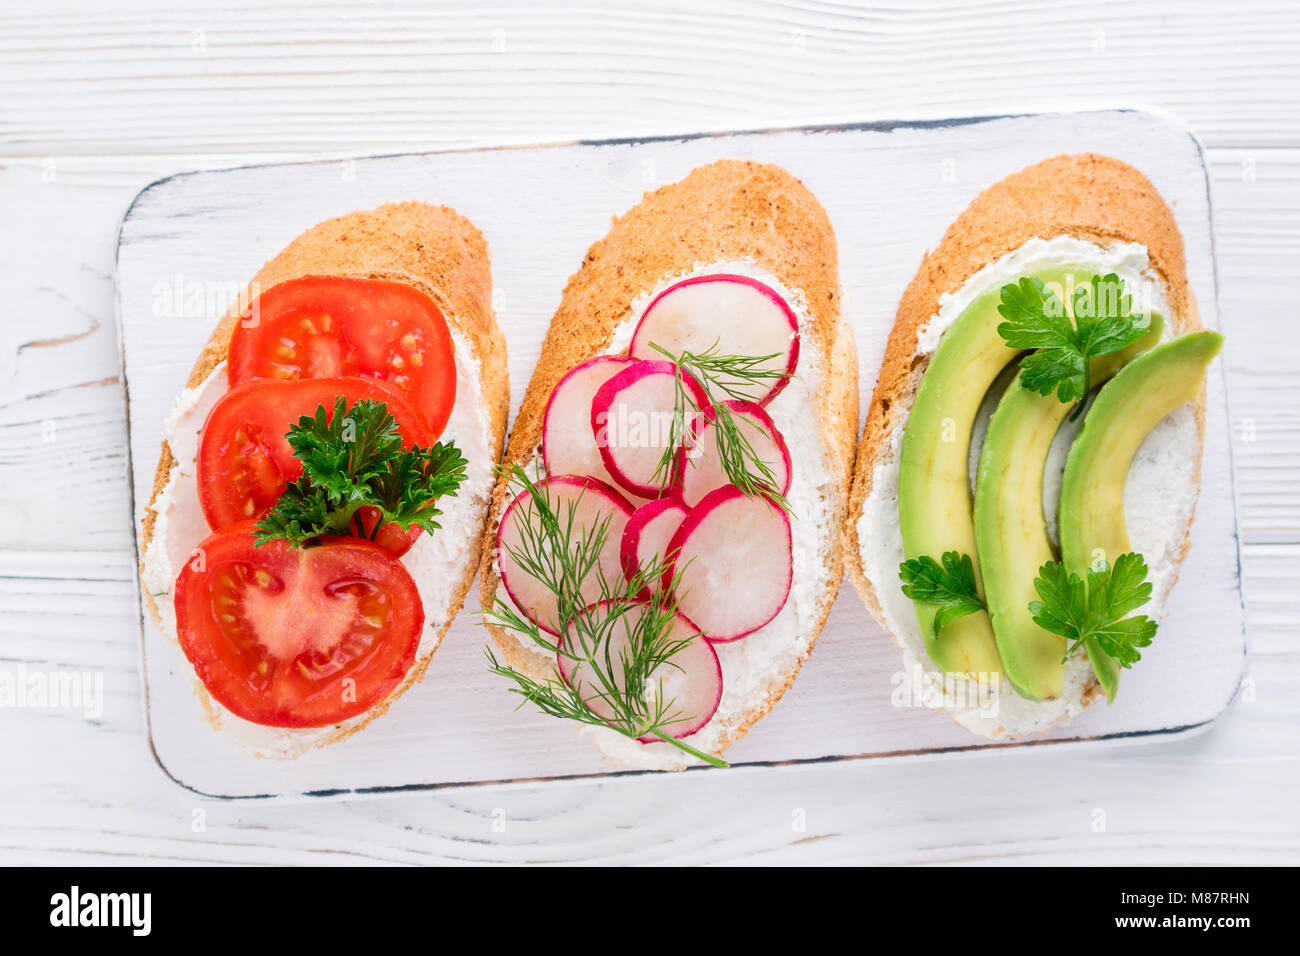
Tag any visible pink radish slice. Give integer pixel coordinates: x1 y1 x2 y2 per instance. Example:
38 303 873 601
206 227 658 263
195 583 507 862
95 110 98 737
621 498 690 597
556 602 722 742
591 360 711 499
542 356 635 489
497 475 634 639
664 485 793 643
629 274 799 406
674 400 791 508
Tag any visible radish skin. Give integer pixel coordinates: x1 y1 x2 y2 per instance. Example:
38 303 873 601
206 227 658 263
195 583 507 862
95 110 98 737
497 475 634 639
629 274 799 406
620 498 689 598
542 356 635 491
664 485 793 642
674 399 791 508
591 360 711 499
556 601 722 741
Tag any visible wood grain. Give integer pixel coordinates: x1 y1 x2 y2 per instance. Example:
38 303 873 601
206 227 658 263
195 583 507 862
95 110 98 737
0 0 1296 864
2 0 1298 153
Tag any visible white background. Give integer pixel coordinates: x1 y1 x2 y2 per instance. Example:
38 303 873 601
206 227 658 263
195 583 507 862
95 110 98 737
1 0 1296 863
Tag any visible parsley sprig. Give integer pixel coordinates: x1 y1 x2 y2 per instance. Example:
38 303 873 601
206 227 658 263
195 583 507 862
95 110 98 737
1030 552 1158 669
900 549 1158 673
899 551 987 640
648 342 791 512
996 274 1150 418
484 464 727 768
254 397 467 548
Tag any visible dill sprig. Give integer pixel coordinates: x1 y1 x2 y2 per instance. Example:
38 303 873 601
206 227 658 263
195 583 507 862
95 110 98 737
483 464 728 768
647 342 791 512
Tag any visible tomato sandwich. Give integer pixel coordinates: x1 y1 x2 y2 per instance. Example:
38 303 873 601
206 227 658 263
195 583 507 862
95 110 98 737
139 202 508 755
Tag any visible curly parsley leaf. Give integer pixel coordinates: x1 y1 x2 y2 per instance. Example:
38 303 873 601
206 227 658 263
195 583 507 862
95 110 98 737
899 551 987 640
997 274 1149 414
1029 552 1158 669
287 398 403 505
252 478 340 547
369 442 468 533
254 398 467 548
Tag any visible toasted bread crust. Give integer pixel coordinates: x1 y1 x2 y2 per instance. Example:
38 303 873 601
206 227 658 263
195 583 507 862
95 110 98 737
844 153 1203 710
138 201 508 752
479 159 858 763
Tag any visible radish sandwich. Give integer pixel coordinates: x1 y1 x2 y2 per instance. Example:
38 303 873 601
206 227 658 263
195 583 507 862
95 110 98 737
480 160 858 770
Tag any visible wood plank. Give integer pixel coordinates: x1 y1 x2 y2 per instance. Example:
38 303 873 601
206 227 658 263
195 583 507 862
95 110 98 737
0 0 1298 156
1207 150 1300 542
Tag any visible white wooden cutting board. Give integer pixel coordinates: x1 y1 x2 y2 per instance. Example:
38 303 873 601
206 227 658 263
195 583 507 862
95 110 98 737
116 109 1244 799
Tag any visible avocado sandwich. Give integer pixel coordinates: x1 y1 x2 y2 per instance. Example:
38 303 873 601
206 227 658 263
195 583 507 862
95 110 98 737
845 153 1222 738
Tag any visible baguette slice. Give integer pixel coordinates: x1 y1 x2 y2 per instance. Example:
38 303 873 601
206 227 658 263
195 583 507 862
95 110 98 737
479 160 858 768
845 153 1204 738
138 201 509 755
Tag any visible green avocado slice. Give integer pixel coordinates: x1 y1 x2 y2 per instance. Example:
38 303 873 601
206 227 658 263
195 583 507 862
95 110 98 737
899 267 1075 677
974 312 1164 701
1057 330 1224 701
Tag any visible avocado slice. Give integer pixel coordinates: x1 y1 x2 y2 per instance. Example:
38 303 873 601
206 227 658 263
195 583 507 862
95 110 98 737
974 313 1164 700
1058 330 1224 700
899 267 1076 677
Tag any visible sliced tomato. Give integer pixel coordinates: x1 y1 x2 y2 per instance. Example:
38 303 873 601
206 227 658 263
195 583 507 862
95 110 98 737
175 523 423 728
228 276 457 438
196 376 431 555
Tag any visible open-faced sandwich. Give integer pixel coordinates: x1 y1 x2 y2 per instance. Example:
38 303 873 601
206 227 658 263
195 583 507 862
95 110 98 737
139 202 508 755
846 153 1223 738
479 160 858 769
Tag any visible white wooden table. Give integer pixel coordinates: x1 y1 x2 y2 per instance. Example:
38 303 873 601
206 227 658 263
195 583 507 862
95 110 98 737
1 0 1296 865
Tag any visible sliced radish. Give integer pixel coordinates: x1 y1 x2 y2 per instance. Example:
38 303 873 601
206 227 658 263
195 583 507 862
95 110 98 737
621 498 690 597
674 400 792 508
497 475 634 638
664 485 792 643
556 601 722 742
542 355 635 490
591 360 711 499
629 274 799 406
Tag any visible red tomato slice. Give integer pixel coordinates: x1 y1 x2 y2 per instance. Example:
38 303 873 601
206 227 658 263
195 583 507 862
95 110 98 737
228 276 457 438
196 376 430 555
175 523 423 728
